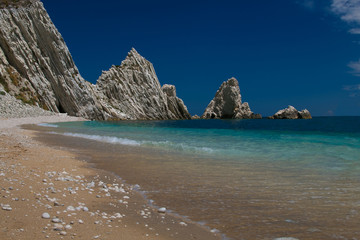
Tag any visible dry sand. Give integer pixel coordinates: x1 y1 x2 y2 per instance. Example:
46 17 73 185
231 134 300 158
0 115 221 240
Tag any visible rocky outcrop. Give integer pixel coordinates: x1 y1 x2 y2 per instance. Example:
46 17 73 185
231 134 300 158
268 105 312 119
0 0 103 119
0 2 191 121
162 84 191 120
93 48 191 120
201 77 261 119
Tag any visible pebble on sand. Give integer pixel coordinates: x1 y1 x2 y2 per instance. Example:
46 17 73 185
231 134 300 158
158 207 166 213
67 206 75 211
53 223 64 231
42 212 51 219
52 218 61 223
1 204 12 211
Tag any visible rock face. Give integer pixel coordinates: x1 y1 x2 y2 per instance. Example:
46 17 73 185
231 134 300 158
0 0 103 119
0 2 190 120
201 77 261 119
162 84 191 120
268 105 312 119
93 48 191 120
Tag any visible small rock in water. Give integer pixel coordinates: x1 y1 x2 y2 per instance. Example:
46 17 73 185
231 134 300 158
78 219 84 224
158 207 166 213
60 231 67 236
42 212 51 219
179 222 187 226
65 225 72 230
83 207 89 212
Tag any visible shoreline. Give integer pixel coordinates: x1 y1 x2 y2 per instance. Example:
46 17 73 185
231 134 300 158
0 115 220 240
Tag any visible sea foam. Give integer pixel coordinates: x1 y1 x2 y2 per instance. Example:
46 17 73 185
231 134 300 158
49 131 215 154
37 123 58 128
61 133 141 146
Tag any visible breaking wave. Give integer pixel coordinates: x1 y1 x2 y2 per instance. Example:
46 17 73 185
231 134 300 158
49 132 216 155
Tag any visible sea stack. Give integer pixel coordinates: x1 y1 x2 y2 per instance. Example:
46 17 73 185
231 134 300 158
93 48 191 120
268 105 312 119
201 77 261 119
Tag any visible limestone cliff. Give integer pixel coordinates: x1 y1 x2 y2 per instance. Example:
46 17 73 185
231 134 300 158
0 2 190 120
268 105 312 119
202 77 261 119
0 0 103 119
92 48 191 120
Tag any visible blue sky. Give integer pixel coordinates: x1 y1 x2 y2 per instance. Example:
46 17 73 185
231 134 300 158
41 0 360 116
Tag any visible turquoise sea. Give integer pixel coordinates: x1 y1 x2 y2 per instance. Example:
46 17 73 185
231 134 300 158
37 117 360 240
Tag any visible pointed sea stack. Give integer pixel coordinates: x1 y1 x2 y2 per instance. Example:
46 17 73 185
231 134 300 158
201 77 261 119
268 105 312 119
93 48 191 120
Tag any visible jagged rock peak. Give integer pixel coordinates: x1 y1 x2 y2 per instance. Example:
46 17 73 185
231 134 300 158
202 77 261 119
268 105 312 119
94 49 191 120
119 48 152 70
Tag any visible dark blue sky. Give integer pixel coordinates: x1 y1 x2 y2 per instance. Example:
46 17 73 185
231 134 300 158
41 0 360 116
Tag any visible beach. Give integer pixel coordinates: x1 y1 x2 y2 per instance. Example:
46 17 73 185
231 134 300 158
24 118 360 240
0 115 220 240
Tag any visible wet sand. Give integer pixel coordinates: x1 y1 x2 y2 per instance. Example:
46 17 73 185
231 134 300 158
0 116 220 240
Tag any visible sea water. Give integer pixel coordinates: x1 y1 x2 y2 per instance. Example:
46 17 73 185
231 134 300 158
37 117 360 240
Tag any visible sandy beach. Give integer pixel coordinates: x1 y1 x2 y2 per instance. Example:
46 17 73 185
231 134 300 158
0 115 220 240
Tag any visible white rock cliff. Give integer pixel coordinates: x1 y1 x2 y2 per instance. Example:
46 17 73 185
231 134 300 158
0 0 103 119
94 48 191 120
0 1 190 120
